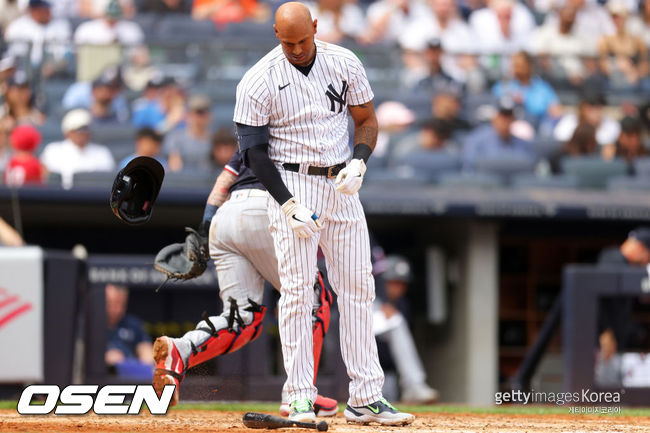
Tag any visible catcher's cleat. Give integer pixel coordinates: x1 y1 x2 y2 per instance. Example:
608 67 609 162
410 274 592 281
280 394 338 417
153 336 185 407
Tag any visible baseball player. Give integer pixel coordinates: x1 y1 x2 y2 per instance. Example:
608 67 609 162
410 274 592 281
233 2 414 425
152 151 338 416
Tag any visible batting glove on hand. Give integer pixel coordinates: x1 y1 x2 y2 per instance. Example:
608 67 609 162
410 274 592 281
281 198 322 239
335 159 367 195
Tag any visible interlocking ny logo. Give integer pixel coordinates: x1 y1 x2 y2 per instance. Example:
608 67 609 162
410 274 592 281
325 80 348 113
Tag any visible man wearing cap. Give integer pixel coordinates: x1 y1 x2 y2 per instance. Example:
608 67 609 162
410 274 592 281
462 98 534 170
163 94 212 172
74 0 144 46
372 255 438 404
414 39 462 93
40 109 115 188
62 66 130 123
4 0 71 69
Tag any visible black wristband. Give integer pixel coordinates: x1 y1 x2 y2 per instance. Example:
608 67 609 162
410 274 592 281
352 143 372 163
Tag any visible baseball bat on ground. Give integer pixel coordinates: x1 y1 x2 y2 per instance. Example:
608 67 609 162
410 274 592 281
242 412 328 431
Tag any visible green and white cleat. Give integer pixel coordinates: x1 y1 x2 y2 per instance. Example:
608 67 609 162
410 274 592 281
288 398 316 423
344 398 415 426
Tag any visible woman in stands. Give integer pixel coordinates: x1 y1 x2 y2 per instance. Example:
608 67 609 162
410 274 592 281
598 0 648 90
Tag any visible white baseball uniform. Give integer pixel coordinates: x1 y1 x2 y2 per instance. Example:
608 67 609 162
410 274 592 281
233 39 385 407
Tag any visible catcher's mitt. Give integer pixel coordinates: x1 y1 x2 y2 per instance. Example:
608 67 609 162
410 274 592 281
154 227 209 280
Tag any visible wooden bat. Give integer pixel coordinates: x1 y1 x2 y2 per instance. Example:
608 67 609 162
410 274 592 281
242 412 328 431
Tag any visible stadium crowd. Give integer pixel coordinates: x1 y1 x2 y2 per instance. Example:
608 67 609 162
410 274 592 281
0 0 649 189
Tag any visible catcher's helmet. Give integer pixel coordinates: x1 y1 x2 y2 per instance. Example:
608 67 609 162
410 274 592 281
110 156 165 225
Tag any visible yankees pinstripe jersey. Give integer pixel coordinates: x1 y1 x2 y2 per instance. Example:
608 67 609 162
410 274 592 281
233 39 374 166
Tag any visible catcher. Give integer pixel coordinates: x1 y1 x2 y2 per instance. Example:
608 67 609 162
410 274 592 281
151 151 337 416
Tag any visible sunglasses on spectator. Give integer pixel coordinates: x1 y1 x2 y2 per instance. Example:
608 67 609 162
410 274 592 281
192 108 210 115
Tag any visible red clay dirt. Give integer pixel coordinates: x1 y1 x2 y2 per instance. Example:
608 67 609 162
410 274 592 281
2 409 650 433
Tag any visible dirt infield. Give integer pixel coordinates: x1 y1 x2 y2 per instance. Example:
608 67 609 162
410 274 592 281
3 409 650 433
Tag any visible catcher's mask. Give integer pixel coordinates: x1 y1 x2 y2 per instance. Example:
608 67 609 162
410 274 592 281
110 156 165 225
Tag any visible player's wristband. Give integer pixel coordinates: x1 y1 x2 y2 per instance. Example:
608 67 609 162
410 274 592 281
352 143 373 163
199 204 218 236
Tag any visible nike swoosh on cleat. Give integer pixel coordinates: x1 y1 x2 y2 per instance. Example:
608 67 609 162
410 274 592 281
279 83 290 90
367 405 380 414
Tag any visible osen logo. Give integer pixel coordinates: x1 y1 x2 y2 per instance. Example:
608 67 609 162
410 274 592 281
17 384 175 415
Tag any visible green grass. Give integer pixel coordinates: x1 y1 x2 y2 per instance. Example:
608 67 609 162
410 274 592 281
3 399 650 417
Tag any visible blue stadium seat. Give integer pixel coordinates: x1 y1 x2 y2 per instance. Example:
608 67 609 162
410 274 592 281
72 171 118 188
531 138 564 160
394 151 461 182
474 155 536 183
560 156 628 189
607 176 650 191
132 14 159 38
365 167 432 186
633 157 650 178
511 174 578 189
164 171 215 189
437 172 502 188
46 171 63 187
154 17 218 43
90 125 136 145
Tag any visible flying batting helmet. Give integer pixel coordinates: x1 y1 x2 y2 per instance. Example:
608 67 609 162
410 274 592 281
110 156 164 225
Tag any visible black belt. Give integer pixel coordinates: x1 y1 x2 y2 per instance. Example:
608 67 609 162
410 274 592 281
282 162 346 178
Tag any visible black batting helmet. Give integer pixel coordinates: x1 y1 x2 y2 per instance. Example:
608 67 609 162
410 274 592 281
110 156 165 225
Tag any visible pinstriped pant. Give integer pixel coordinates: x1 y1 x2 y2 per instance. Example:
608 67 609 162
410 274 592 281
268 168 385 407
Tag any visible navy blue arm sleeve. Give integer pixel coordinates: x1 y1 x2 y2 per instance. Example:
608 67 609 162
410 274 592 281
244 144 293 205
235 122 292 205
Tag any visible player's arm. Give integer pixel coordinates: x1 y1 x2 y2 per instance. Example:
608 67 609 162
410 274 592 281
334 101 378 194
237 123 321 238
199 153 240 236
349 101 378 162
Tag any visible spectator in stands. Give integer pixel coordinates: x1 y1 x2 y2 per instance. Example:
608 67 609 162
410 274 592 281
462 98 534 170
542 0 615 54
0 0 22 33
140 0 191 14
414 39 462 93
105 284 154 371
613 116 648 167
40 109 115 188
400 0 474 54
373 255 438 404
492 51 562 125
0 217 24 246
119 128 166 169
0 56 17 90
0 73 46 157
432 89 470 134
563 122 598 156
192 0 271 25
627 0 650 47
74 0 144 46
305 0 365 43
132 75 186 134
529 4 592 88
164 94 211 172
554 91 621 151
374 101 416 161
63 66 130 123
4 125 44 186
209 128 237 169
360 0 433 46
395 117 457 160
468 0 536 55
122 46 160 92
4 0 71 73
598 0 648 90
